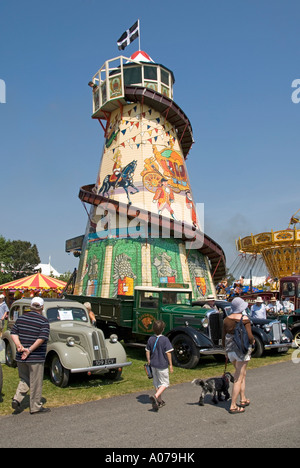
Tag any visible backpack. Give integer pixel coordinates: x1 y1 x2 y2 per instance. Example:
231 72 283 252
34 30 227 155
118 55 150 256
233 316 250 354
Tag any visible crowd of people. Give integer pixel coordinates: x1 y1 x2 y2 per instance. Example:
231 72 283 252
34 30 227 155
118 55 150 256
0 285 295 417
216 275 296 318
1 293 254 416
249 295 295 319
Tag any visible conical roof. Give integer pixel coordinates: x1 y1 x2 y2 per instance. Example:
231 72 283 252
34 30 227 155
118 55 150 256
130 50 154 63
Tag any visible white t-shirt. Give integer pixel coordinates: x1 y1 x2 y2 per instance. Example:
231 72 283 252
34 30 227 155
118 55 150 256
0 301 9 320
251 303 267 319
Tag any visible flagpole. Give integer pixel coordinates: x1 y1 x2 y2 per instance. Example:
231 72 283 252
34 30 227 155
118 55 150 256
138 19 141 51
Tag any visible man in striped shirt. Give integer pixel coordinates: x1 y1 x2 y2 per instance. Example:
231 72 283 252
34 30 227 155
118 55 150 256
11 297 50 414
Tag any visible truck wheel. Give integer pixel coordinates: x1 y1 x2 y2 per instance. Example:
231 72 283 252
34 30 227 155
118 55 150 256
171 334 200 369
50 355 70 388
293 328 300 348
252 336 264 358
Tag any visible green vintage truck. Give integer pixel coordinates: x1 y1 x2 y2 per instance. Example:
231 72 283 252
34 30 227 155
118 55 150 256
65 284 225 368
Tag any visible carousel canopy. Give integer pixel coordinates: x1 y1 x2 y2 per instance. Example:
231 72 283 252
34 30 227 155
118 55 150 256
0 273 66 291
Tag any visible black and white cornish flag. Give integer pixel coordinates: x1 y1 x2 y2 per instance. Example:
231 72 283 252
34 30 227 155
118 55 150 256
117 20 139 51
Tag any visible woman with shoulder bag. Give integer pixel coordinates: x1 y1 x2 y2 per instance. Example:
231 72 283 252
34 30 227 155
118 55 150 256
222 297 255 414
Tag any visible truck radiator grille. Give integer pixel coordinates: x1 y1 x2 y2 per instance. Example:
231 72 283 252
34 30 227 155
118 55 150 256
272 322 282 342
208 312 223 346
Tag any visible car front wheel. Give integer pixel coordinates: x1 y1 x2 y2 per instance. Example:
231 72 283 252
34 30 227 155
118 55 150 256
252 336 264 358
293 328 300 348
171 334 200 369
50 355 70 388
5 342 17 368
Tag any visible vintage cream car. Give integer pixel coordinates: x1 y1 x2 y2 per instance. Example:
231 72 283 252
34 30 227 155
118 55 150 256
3 298 131 387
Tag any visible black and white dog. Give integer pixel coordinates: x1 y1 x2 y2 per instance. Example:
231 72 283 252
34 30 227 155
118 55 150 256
192 372 235 406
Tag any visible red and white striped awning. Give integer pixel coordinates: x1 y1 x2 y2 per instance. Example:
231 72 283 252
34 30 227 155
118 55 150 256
0 273 66 291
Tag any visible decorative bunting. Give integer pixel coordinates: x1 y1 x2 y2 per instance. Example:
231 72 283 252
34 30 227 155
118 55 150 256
104 108 179 153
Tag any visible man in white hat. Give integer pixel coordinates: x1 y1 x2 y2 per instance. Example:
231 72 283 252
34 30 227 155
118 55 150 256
282 296 295 314
266 297 283 315
0 294 9 338
250 297 267 320
203 294 219 311
11 297 50 414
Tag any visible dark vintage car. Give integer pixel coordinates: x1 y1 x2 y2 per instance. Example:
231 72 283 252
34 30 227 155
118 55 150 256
193 300 293 358
267 309 300 348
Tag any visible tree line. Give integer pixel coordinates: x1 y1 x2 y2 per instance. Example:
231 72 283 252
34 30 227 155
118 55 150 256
0 235 41 284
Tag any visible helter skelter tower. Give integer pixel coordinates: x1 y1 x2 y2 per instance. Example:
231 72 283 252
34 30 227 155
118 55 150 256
67 50 226 299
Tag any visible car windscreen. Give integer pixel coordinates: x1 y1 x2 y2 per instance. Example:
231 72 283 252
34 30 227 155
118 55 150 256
46 307 88 323
162 292 191 305
224 306 251 317
224 305 232 316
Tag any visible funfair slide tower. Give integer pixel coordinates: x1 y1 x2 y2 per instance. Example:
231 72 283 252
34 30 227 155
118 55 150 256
66 49 226 299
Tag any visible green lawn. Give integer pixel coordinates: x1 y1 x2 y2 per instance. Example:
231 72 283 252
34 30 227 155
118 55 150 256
0 345 293 416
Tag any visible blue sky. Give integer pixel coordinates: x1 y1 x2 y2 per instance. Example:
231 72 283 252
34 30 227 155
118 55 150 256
0 0 299 275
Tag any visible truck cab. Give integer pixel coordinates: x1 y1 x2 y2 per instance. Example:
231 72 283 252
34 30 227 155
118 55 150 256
278 276 300 345
133 285 193 334
132 285 225 368
280 276 300 311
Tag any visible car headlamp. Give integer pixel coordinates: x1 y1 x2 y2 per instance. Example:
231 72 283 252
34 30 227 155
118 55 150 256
109 334 118 343
201 317 209 328
67 336 75 347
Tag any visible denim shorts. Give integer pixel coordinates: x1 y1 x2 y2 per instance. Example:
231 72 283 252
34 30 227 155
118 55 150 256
152 367 170 389
227 351 251 363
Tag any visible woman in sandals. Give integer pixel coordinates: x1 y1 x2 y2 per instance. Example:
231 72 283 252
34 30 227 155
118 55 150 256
222 297 255 414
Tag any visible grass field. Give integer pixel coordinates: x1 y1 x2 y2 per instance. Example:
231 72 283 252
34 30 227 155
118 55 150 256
0 344 293 416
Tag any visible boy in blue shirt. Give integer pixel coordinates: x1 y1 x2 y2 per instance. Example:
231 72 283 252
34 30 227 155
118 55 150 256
146 320 173 411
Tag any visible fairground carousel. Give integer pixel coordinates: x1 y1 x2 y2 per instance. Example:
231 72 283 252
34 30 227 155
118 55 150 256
236 210 300 279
